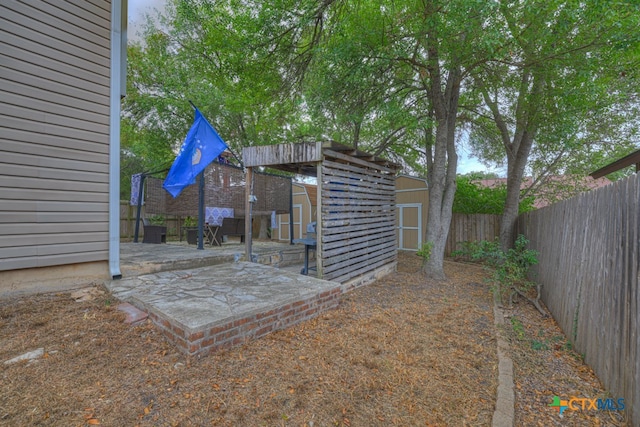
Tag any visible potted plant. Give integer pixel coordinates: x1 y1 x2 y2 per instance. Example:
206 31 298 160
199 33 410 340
149 215 166 225
184 216 199 245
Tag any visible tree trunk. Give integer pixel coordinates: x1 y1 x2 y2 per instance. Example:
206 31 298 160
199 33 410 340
499 73 541 250
476 67 541 251
500 144 530 250
422 64 461 280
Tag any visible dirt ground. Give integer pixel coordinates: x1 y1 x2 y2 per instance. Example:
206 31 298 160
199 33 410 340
0 252 629 426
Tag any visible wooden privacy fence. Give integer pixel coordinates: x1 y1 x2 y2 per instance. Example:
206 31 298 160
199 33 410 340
119 202 181 240
515 173 640 425
445 213 501 256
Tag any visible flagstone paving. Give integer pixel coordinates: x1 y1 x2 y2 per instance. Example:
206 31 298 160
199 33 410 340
108 242 336 356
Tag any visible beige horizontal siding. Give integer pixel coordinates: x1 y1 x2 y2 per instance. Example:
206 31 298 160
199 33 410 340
1 129 110 155
0 174 108 193
0 211 109 224
0 231 108 248
1 115 109 147
0 151 108 173
2 2 109 62
1 200 108 214
0 187 108 203
2 72 109 114
0 222 109 236
3 43 110 89
0 102 109 135
0 245 108 270
0 69 109 113
0 24 108 75
0 241 108 258
0 0 112 272
1 161 108 183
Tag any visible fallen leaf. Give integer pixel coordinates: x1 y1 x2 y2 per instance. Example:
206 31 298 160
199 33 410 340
87 418 100 425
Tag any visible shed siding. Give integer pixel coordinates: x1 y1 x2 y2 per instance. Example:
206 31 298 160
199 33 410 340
277 183 311 241
395 175 429 251
277 183 316 241
0 1 111 271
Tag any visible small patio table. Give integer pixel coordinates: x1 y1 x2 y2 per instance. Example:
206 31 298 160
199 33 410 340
204 224 222 246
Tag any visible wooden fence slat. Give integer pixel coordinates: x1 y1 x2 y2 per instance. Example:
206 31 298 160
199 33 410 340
323 245 396 273
328 254 397 283
445 213 501 256
322 239 395 269
322 225 396 244
322 159 393 182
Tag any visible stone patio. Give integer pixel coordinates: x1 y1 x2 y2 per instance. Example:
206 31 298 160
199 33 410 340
107 241 337 356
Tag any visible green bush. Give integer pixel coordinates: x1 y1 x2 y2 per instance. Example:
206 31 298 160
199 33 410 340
451 238 502 266
417 241 434 265
452 235 540 310
184 216 197 227
495 234 539 292
453 175 535 214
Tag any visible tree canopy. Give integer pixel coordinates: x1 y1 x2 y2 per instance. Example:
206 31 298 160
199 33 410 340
123 0 640 276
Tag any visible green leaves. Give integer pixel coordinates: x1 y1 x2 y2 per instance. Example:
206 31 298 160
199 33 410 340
453 175 534 215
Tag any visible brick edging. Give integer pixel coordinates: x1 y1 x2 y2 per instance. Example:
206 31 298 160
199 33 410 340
148 286 342 357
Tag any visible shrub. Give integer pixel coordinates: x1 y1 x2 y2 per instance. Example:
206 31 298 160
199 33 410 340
453 235 545 315
416 241 434 265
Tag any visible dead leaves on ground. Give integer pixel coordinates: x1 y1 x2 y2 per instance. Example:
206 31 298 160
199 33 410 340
0 252 626 425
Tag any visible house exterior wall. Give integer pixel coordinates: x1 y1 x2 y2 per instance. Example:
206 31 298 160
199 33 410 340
0 1 113 291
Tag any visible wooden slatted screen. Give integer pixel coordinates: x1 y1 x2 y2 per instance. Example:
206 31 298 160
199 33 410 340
320 151 397 283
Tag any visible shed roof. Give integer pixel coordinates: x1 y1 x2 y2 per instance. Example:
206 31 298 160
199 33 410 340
590 149 640 179
303 184 318 206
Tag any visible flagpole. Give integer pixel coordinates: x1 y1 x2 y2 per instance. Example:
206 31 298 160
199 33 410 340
197 170 205 250
133 173 146 243
163 103 229 245
245 166 253 261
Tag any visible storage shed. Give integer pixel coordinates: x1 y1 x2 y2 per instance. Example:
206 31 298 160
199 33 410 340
395 175 429 251
243 142 400 287
276 182 317 242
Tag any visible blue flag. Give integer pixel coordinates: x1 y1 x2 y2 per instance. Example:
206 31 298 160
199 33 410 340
163 108 228 198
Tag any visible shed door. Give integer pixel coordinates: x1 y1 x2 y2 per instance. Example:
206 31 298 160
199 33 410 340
278 204 302 240
396 203 422 251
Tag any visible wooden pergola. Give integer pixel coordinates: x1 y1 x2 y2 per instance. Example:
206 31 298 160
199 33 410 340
243 142 401 286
